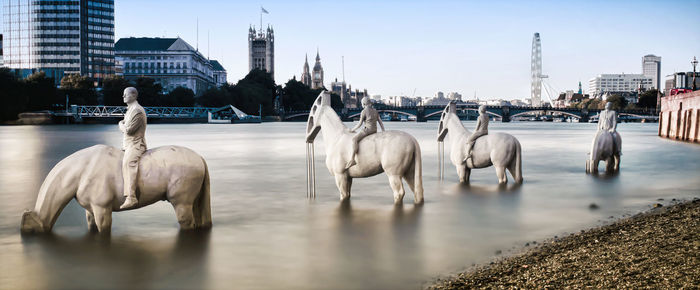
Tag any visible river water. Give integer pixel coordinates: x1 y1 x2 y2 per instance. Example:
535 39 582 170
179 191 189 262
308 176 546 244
0 122 698 289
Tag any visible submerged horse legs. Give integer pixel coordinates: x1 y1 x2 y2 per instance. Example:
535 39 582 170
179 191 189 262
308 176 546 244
173 203 196 230
457 165 471 184
91 205 112 233
85 210 98 232
388 175 405 204
334 174 352 201
494 165 508 184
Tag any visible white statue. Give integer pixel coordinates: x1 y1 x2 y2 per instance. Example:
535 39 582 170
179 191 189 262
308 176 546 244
586 102 621 174
21 145 212 233
463 105 489 164
437 102 523 184
306 91 423 204
119 87 147 209
346 96 385 169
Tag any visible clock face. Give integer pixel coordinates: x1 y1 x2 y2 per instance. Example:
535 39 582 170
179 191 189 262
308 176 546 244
315 73 321 78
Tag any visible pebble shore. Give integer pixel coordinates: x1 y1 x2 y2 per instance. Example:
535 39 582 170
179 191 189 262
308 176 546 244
429 198 700 289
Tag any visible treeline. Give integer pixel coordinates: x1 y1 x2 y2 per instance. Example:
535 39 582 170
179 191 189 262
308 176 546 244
568 89 659 111
1 67 341 122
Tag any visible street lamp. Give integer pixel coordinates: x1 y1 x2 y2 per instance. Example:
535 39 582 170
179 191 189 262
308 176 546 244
692 56 698 91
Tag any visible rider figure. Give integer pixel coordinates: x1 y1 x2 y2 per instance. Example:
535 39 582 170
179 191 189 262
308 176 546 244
119 87 147 209
598 102 620 154
346 96 385 170
463 105 489 165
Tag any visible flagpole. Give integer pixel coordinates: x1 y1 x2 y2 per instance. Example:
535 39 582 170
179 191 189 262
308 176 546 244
260 6 263 34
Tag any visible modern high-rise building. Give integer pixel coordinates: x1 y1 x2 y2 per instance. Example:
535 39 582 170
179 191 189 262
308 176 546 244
642 54 661 90
2 0 115 83
311 50 324 89
301 54 311 87
248 25 274 80
530 32 543 107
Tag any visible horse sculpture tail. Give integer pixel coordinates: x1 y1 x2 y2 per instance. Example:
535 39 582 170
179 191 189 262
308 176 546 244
194 158 212 228
513 139 523 183
413 138 424 204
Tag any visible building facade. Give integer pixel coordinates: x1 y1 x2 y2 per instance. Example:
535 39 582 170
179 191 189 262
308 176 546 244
301 54 311 87
664 72 700 96
311 51 323 89
115 37 221 96
0 34 3 66
588 74 653 98
2 0 115 83
642 54 662 90
209 60 227 87
248 25 274 80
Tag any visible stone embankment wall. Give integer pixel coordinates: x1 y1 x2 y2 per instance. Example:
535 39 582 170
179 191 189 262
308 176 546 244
659 90 700 143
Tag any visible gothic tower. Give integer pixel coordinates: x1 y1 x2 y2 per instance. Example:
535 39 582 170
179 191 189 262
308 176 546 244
311 49 324 89
301 54 311 87
248 25 275 80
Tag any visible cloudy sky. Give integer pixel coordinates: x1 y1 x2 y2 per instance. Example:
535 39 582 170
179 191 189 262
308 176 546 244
5 0 700 100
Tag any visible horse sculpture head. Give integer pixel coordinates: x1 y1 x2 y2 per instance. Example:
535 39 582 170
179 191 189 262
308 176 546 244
437 101 457 142
306 91 331 143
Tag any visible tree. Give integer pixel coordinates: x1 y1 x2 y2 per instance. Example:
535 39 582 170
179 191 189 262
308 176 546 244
0 68 27 121
102 76 132 106
604 94 627 110
280 77 342 111
230 69 277 115
60 74 97 105
24 71 58 111
637 89 658 109
165 87 195 107
132 77 164 106
197 85 233 107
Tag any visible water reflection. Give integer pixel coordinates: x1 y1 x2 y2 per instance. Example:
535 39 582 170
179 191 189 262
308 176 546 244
20 229 211 289
0 123 698 289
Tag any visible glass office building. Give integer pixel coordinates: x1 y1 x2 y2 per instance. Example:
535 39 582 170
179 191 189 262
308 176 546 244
2 0 114 83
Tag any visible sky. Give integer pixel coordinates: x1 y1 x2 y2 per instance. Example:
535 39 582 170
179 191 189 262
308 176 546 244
3 0 700 100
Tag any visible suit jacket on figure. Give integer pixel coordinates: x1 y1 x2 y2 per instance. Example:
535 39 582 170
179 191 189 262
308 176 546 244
122 102 147 151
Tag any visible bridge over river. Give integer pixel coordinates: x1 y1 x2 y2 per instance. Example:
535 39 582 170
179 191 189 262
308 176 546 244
53 104 658 123
283 104 659 122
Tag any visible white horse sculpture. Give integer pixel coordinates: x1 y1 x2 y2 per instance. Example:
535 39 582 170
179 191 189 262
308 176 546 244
586 131 621 174
21 145 211 233
305 91 424 204
436 102 523 184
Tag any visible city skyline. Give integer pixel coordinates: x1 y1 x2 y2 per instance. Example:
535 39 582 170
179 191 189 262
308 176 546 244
2 0 699 100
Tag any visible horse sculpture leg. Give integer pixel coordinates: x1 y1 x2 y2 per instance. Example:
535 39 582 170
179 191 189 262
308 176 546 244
613 154 621 172
85 210 98 232
334 174 352 201
388 175 405 204
494 166 508 184
592 159 600 174
173 203 196 230
457 165 470 184
91 205 112 233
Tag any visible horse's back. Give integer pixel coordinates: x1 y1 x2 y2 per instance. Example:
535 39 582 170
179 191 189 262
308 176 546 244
73 145 206 210
348 130 419 178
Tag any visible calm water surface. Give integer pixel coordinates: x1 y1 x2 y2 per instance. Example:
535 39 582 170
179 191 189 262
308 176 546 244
1 122 699 289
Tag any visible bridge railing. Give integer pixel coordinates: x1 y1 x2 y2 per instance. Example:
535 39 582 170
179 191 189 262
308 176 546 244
73 105 222 118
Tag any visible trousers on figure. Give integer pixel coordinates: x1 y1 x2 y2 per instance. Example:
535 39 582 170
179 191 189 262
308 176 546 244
346 127 376 169
123 145 146 198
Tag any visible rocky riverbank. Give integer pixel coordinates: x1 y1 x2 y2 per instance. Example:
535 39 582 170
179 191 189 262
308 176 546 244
430 199 700 289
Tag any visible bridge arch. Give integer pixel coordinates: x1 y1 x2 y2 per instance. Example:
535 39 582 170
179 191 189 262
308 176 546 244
423 108 503 119
348 109 417 119
510 109 582 119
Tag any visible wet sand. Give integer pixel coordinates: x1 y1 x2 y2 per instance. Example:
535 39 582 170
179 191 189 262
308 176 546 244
430 198 700 289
